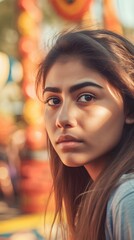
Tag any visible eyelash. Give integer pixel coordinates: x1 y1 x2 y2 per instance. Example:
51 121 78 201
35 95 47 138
44 93 96 107
44 97 60 106
77 93 95 103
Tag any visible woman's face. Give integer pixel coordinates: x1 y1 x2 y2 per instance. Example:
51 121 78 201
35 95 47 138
43 58 126 178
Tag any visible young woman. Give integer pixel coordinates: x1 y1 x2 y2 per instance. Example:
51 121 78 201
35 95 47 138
36 29 134 240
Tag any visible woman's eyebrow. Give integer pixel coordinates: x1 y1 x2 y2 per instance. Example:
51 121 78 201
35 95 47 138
69 81 103 93
43 87 61 94
43 81 103 94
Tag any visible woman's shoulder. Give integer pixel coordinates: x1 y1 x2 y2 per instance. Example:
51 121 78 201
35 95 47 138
108 173 134 210
105 174 134 239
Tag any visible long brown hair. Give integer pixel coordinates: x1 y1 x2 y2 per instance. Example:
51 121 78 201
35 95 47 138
36 29 134 240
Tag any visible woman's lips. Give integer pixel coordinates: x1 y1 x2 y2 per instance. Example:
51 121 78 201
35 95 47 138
56 135 83 151
56 135 82 144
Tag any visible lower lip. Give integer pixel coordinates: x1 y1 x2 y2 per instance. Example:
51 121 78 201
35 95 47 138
57 141 82 151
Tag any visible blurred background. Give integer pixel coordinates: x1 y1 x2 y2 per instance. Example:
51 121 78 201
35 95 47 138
0 0 134 239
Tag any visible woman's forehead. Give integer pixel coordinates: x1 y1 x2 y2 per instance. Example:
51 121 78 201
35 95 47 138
45 58 122 97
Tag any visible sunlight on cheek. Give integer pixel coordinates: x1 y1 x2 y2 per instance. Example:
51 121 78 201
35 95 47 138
86 107 113 130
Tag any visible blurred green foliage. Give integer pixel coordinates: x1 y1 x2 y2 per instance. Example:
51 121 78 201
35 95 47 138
0 0 19 57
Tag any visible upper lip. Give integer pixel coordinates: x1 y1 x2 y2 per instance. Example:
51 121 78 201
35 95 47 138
56 135 82 144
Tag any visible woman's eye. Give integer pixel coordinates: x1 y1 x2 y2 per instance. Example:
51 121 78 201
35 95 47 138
77 94 95 103
45 97 60 106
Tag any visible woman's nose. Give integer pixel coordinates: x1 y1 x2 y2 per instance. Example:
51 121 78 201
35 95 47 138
56 102 77 129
